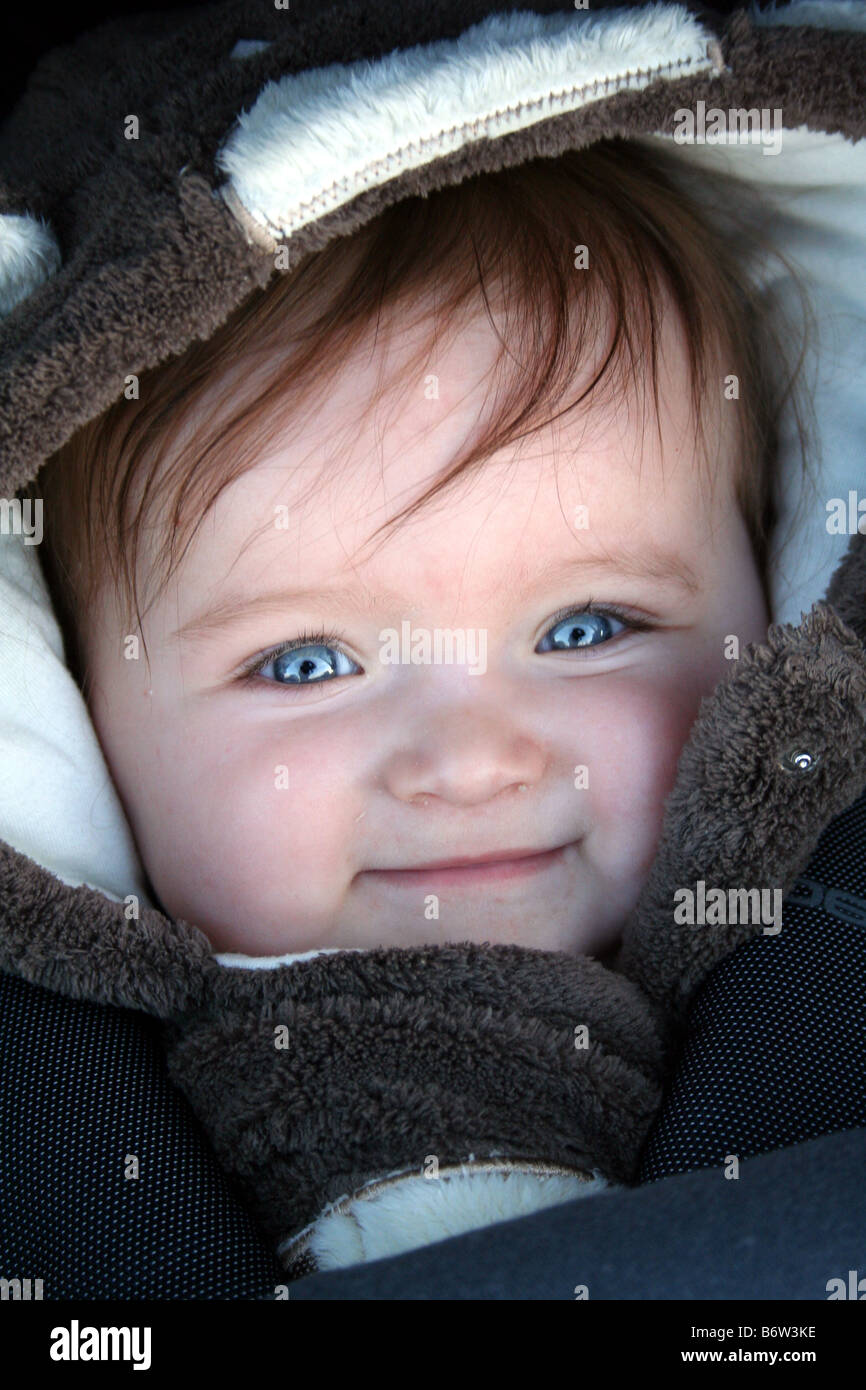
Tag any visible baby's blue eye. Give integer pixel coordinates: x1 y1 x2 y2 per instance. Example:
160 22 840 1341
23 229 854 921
536 609 626 652
245 606 638 691
266 643 360 685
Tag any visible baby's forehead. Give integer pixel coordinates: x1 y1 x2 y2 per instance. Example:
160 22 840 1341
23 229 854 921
157 290 732 606
169 427 720 639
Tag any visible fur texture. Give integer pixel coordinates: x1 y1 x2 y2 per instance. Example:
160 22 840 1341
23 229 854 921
0 213 61 317
280 1162 608 1274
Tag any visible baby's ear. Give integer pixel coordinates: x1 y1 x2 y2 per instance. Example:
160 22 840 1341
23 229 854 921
0 201 62 319
825 529 866 647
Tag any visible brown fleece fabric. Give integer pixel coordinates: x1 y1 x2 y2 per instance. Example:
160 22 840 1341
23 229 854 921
1 0 866 1259
160 942 667 1244
616 598 866 1023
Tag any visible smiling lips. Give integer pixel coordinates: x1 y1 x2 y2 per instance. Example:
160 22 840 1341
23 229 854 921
366 842 573 887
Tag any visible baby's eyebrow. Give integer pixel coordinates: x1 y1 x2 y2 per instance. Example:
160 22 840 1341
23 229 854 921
172 582 411 644
172 545 701 644
526 547 702 601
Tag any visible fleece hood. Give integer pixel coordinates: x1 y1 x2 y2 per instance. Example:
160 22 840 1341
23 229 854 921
1 0 866 1275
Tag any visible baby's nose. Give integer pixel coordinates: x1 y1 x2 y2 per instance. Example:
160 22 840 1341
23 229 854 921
383 710 547 808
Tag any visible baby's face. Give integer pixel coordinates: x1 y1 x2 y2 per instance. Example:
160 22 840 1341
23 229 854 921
84 301 769 958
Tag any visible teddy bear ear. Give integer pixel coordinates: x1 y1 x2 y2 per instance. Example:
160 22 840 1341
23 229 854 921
0 211 62 318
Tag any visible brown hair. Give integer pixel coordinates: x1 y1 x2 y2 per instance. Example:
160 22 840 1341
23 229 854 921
24 136 816 692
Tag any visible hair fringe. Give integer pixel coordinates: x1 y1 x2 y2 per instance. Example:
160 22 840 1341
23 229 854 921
24 137 816 693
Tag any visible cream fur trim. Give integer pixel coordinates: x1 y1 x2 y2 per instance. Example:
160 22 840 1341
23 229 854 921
0 213 61 317
216 4 723 249
280 1160 608 1272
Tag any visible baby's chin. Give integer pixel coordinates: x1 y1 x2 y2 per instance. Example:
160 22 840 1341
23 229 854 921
161 915 623 960
150 869 634 960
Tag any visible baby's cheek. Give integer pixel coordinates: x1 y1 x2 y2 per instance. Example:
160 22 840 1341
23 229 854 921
141 738 358 950
582 670 707 874
228 737 349 862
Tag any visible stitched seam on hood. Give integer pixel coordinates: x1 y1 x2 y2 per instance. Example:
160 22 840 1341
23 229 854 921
243 52 713 241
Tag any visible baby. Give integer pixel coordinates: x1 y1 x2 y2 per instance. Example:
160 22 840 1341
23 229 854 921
33 140 788 963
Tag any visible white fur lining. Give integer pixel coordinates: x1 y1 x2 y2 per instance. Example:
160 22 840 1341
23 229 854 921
215 5 722 248
642 125 866 659
0 212 61 318
0 525 151 905
213 946 363 968
279 1160 608 1272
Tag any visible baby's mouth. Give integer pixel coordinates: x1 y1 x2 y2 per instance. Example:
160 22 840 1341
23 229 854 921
361 841 579 889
